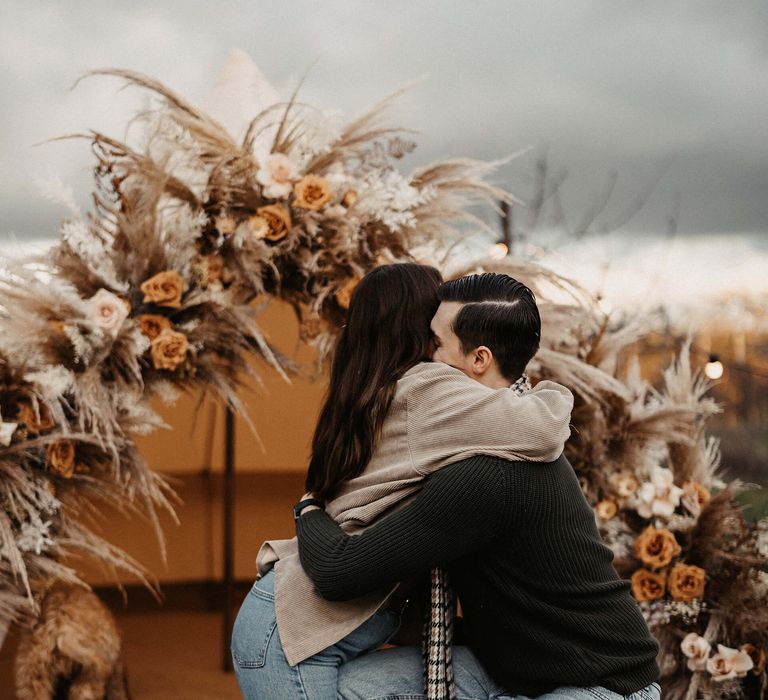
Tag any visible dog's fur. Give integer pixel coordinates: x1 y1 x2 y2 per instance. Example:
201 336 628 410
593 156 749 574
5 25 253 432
15 581 130 700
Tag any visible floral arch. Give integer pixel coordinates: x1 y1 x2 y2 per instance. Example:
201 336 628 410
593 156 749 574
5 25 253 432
0 57 765 699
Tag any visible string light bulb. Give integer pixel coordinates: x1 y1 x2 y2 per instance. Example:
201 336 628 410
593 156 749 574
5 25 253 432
704 353 724 380
488 242 509 260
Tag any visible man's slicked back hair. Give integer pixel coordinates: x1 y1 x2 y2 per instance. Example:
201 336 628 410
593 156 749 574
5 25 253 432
438 273 541 382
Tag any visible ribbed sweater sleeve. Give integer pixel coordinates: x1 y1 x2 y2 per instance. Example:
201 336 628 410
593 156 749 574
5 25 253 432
296 456 505 601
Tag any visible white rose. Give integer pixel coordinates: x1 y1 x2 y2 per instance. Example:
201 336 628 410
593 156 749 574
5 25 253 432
706 644 754 682
681 633 710 671
256 153 298 199
87 289 129 337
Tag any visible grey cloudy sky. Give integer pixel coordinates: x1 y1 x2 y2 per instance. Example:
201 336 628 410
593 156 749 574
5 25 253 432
2 0 767 243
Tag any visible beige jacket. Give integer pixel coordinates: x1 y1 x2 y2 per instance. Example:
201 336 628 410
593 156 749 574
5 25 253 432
256 362 573 666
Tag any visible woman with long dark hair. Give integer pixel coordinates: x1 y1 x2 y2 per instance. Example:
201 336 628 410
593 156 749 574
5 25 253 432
231 263 573 699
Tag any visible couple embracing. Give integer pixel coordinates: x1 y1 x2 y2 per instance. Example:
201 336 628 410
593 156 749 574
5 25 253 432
231 264 661 700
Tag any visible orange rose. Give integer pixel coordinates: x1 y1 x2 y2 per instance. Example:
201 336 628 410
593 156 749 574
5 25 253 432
634 526 681 570
16 401 55 434
595 499 618 520
140 271 185 308
46 440 76 479
631 568 666 602
256 204 292 242
341 189 358 208
138 314 172 341
668 563 706 602
293 175 332 211
335 277 360 310
150 329 189 371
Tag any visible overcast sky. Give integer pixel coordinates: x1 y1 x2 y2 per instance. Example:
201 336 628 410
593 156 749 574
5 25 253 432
2 0 767 245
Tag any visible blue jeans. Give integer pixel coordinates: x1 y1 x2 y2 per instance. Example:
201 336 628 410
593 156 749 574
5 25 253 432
231 569 401 699
337 646 662 700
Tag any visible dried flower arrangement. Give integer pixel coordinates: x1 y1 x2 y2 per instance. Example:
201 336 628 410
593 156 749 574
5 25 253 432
0 68 765 698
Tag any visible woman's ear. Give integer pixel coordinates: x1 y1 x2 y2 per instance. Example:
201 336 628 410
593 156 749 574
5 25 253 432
471 345 494 376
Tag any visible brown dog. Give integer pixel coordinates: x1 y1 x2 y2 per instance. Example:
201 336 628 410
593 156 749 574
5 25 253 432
15 581 130 700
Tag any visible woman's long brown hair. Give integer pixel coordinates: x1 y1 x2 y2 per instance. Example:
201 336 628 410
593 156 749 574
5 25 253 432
305 263 443 501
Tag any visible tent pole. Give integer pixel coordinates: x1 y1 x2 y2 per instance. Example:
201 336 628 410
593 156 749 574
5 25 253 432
222 405 235 672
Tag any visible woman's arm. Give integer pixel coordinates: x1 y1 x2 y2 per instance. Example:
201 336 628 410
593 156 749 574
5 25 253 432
296 456 505 600
406 364 573 475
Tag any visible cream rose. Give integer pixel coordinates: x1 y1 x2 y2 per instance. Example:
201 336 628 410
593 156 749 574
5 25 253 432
681 633 711 671
706 644 754 682
87 289 130 337
257 153 298 199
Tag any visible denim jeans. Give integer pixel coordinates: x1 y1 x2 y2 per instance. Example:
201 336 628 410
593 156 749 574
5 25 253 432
337 645 662 700
231 569 401 699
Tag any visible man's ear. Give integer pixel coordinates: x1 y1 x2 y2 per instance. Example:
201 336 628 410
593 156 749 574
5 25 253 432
471 346 494 376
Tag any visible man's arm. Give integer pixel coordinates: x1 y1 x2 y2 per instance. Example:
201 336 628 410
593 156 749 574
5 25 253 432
296 456 506 601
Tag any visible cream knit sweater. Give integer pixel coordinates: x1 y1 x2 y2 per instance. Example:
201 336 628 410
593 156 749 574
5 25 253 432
255 361 573 666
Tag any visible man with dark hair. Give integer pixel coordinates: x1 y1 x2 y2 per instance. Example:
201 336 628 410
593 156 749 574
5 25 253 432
294 273 660 700
433 273 541 386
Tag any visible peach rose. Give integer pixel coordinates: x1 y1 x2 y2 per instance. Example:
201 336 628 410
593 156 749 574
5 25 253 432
256 204 292 242
335 277 360 310
293 175 332 211
630 568 666 602
595 499 618 520
140 271 185 308
150 329 189 371
256 153 298 199
87 288 130 336
138 314 172 341
634 526 681 570
668 563 706 602
681 633 711 672
46 440 76 479
611 471 640 498
341 189 358 208
707 644 754 682
16 401 55 434
741 644 766 676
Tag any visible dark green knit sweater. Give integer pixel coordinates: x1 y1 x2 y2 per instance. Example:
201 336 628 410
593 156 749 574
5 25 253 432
296 454 659 697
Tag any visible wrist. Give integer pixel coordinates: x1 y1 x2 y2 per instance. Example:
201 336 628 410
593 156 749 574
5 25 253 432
293 497 325 521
